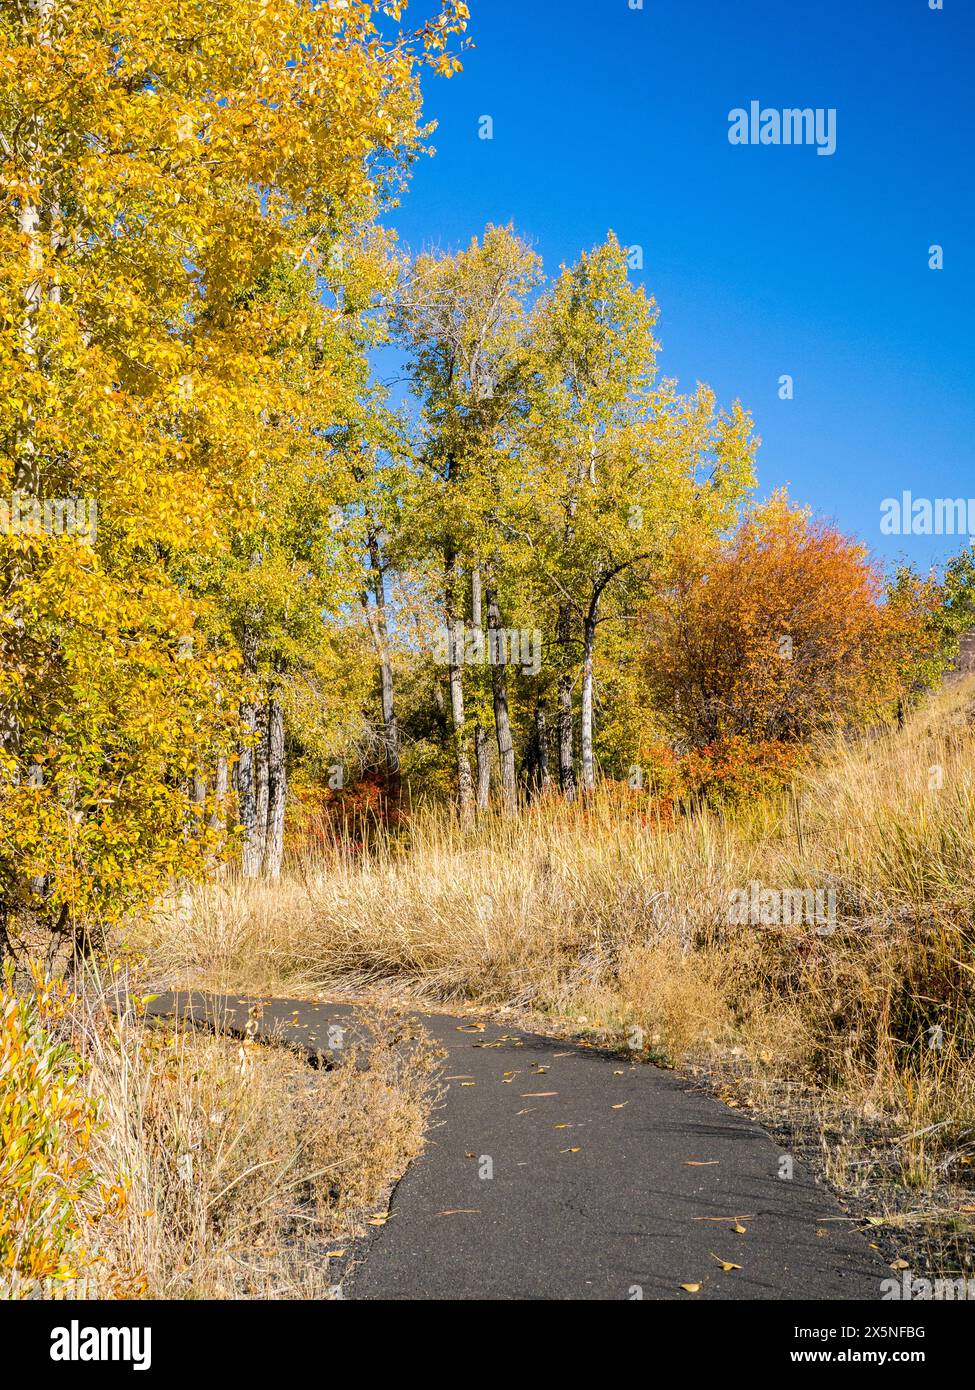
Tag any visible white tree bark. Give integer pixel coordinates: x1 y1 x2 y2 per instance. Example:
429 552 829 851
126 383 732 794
263 696 286 879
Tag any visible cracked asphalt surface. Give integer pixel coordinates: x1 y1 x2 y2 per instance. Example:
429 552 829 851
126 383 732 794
150 991 885 1301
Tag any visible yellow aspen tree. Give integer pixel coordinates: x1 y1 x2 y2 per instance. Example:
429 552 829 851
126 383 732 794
0 0 468 940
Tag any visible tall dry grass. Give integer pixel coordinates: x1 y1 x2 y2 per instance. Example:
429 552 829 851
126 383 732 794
131 679 975 1200
3 967 438 1300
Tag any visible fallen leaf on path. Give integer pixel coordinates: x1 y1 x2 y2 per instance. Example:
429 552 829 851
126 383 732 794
890 1259 910 1270
685 1160 719 1166
733 1223 747 1235
680 1283 701 1293
561 1147 581 1153
366 1214 391 1227
710 1253 742 1271
611 1102 628 1110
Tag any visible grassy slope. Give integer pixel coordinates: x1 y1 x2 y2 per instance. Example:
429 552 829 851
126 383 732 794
132 676 975 1276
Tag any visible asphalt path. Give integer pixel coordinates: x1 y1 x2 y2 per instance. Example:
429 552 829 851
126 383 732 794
149 991 886 1301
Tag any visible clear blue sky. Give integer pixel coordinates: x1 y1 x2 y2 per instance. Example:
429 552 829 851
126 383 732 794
384 0 973 575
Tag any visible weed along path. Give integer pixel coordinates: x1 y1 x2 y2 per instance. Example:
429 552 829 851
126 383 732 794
150 992 885 1301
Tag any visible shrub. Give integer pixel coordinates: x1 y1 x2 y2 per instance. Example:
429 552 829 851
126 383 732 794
644 491 944 747
0 965 137 1297
680 736 805 808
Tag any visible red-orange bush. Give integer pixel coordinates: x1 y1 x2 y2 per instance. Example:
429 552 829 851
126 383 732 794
644 493 939 748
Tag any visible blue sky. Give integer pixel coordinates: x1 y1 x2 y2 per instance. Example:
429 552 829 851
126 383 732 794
384 0 973 574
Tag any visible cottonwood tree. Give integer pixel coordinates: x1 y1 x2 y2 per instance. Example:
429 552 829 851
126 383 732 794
0 0 470 937
395 225 541 819
345 401 415 796
518 235 756 793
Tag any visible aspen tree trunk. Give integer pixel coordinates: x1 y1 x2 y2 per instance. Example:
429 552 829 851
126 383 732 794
445 551 474 825
210 756 228 833
254 709 269 857
557 603 576 800
209 754 229 870
580 611 597 794
533 700 552 796
238 627 266 877
362 532 400 783
474 724 491 811
263 694 286 879
577 557 648 795
486 577 517 816
555 447 589 802
471 566 491 811
236 706 254 869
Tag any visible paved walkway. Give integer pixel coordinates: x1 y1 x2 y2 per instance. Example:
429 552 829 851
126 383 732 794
151 992 885 1301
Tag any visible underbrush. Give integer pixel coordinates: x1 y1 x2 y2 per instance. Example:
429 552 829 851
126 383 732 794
0 969 438 1299
130 680 975 1232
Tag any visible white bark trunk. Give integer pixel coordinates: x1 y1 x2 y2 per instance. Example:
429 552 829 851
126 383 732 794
487 579 517 816
445 553 474 825
263 697 286 879
580 614 597 794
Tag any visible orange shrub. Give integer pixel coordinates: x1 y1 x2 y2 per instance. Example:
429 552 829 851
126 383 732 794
679 736 805 807
644 492 939 748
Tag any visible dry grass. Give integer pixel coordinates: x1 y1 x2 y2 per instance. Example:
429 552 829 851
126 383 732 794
130 679 975 1231
28 975 439 1300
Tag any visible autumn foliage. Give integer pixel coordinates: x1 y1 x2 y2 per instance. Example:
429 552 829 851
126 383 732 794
643 494 939 754
0 0 959 958
0 965 138 1295
0 0 469 946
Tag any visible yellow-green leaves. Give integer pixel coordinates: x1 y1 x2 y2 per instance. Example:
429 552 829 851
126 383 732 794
0 0 466 930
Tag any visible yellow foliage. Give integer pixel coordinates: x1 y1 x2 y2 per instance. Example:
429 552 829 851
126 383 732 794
0 964 141 1297
0 1 468 931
